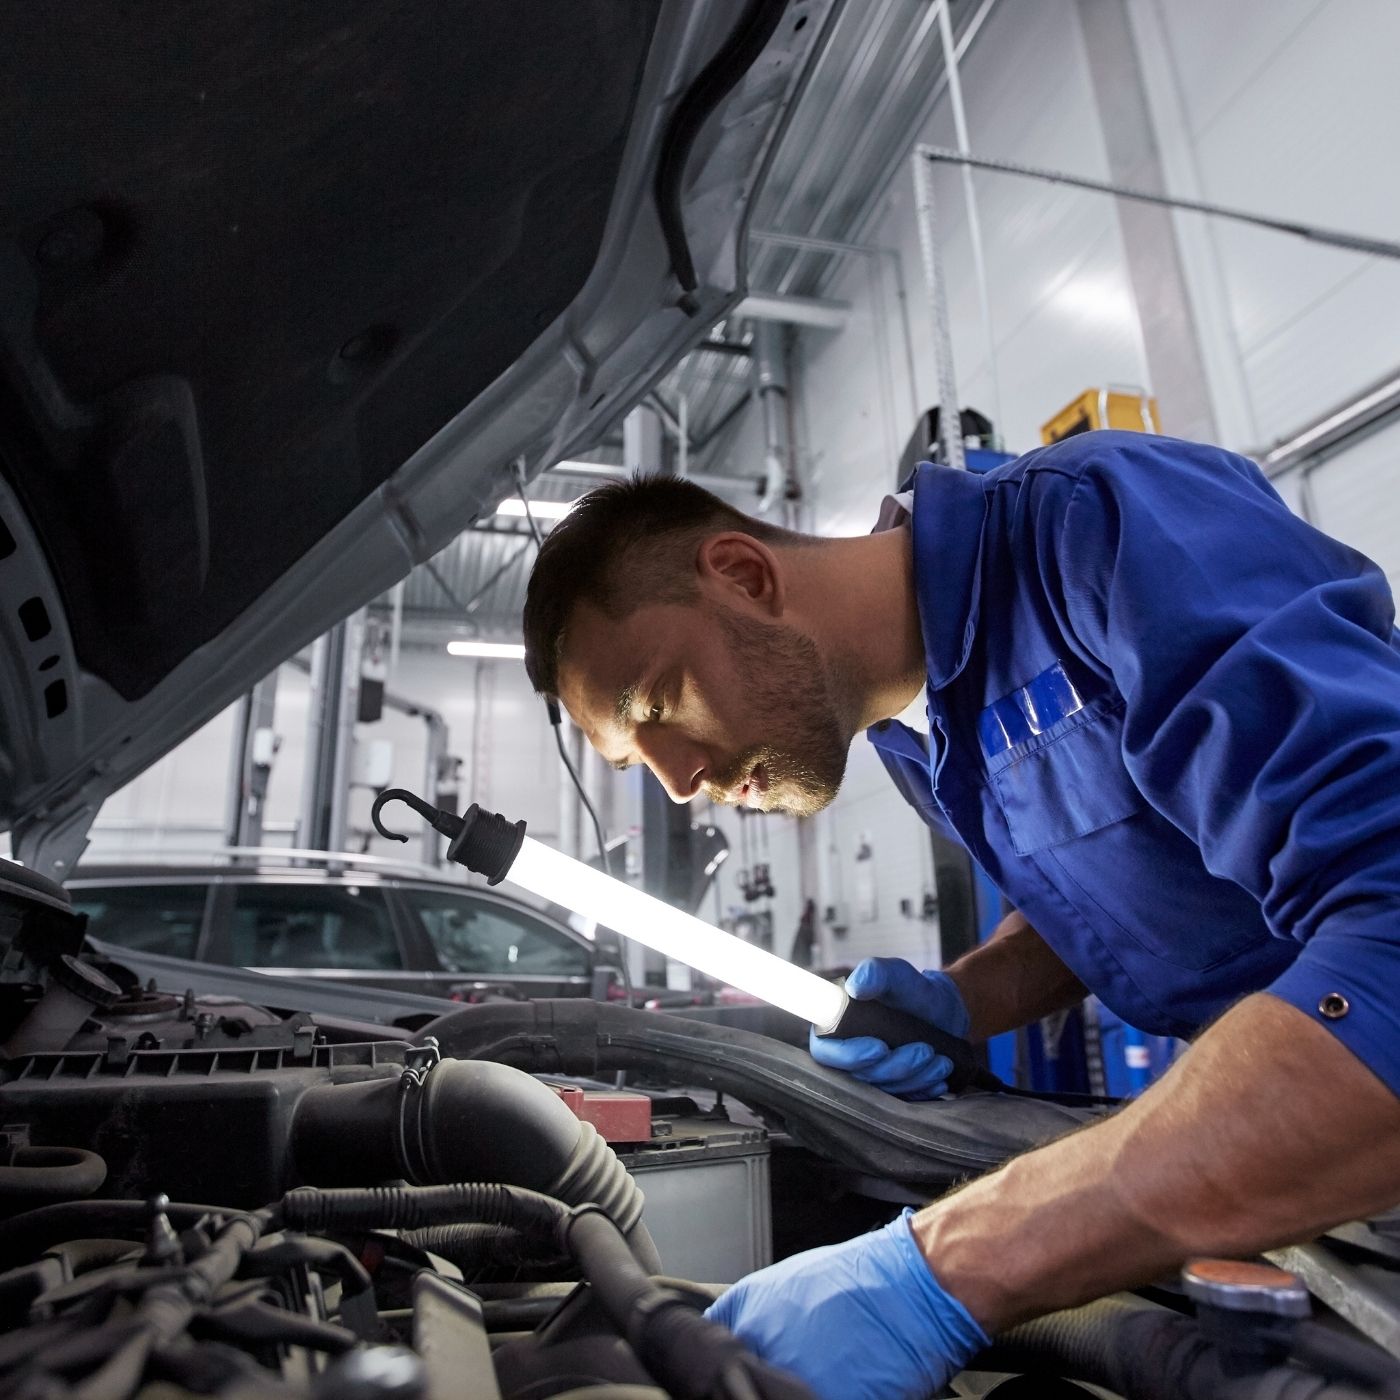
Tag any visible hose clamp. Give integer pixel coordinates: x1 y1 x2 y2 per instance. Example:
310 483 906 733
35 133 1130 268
562 1200 612 1251
394 1066 430 1186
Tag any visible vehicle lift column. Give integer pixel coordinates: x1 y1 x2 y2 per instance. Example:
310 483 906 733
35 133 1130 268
298 611 365 854
224 669 280 854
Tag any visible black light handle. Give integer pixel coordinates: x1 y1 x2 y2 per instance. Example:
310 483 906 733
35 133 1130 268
819 995 1006 1094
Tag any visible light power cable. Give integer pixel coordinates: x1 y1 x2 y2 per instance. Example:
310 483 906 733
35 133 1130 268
514 467 636 1014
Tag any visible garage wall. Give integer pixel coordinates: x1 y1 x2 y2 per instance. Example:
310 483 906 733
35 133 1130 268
1128 0 1400 448
1275 416 1400 591
83 650 572 866
1128 0 1400 619
89 702 240 857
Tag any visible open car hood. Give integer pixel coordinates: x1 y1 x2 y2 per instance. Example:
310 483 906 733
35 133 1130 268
0 1 835 877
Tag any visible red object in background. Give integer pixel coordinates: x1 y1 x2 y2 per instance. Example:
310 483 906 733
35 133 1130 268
552 1085 653 1143
714 985 763 1006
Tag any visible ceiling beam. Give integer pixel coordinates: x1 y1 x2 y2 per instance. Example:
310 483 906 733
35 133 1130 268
734 291 849 329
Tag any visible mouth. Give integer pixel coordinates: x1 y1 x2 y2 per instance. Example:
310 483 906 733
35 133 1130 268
737 762 768 809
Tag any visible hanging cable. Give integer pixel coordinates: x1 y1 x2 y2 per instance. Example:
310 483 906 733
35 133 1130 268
544 699 612 883
514 463 635 1013
512 462 547 551
709 800 726 927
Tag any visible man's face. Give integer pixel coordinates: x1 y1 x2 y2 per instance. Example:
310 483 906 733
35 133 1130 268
556 598 852 816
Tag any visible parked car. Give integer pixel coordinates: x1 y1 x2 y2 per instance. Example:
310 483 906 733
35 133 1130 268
67 854 610 1003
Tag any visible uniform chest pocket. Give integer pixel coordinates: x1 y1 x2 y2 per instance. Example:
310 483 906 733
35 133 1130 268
991 701 1145 855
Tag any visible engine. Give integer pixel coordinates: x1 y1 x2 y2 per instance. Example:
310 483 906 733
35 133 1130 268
3 861 1400 1400
0 1023 808 1398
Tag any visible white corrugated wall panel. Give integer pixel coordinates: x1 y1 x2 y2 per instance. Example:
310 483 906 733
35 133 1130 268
1136 0 1400 441
1304 418 1400 590
1129 0 1329 140
871 0 1151 452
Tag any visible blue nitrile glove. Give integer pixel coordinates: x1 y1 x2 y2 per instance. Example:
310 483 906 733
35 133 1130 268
706 1208 988 1400
809 957 971 1099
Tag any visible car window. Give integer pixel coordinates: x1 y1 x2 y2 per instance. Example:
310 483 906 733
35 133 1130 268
404 890 590 978
70 884 209 960
229 883 402 971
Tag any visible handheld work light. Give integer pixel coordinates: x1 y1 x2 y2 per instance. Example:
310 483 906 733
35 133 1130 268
371 789 1000 1093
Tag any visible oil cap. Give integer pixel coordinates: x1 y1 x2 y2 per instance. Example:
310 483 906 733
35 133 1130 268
1183 1259 1310 1371
1183 1258 1311 1317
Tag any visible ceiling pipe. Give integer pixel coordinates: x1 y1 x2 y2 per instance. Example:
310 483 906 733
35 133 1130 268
700 337 752 358
1255 367 1400 478
547 461 763 498
935 0 1003 440
752 229 918 425
644 390 695 460
753 320 793 515
734 291 849 329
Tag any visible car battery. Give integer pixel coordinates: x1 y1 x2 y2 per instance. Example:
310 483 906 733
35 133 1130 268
616 1111 771 1285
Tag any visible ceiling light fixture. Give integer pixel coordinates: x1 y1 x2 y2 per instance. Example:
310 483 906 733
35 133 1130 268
495 498 576 521
445 641 526 660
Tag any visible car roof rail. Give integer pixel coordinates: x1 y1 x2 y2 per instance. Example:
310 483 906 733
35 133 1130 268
72 845 459 881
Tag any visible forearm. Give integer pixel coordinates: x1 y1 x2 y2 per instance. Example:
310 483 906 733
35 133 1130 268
914 992 1400 1331
944 910 1086 1041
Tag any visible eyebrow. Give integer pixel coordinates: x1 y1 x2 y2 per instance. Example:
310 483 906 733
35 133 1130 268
605 683 640 771
613 683 639 727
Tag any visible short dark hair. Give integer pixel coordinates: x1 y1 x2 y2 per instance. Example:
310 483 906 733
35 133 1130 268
522 474 798 695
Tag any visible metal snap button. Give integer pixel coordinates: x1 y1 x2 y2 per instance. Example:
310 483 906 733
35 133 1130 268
1318 992 1350 1020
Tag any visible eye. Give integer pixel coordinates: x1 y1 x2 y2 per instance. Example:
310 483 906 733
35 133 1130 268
648 699 664 723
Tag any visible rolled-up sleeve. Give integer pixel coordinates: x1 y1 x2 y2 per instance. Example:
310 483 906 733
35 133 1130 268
1046 434 1400 1095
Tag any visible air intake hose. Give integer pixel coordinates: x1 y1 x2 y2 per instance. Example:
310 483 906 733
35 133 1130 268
291 1057 659 1271
414 999 1103 1187
0 1145 107 1209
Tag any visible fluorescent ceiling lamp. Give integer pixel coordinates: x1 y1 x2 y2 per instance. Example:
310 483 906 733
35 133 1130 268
495 498 576 521
445 641 526 660
552 460 621 476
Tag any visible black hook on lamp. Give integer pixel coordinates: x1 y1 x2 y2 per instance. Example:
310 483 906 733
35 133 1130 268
370 787 525 885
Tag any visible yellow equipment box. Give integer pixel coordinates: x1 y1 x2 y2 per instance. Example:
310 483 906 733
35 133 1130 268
1041 387 1160 444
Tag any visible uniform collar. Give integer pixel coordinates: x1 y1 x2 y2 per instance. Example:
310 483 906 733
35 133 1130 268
909 462 990 689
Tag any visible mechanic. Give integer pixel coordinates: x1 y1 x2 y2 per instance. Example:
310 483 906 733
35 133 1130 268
520 430 1400 1400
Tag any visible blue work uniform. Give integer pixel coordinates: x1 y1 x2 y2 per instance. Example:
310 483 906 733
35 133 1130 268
867 431 1400 1096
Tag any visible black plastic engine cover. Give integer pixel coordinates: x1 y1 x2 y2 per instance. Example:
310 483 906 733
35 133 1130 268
0 1038 426 1208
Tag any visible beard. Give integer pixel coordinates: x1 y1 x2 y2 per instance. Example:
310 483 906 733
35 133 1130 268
702 609 852 817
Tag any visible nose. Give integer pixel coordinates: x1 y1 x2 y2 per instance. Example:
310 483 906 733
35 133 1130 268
637 731 708 804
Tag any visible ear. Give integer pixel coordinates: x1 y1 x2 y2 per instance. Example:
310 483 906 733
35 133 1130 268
694 532 784 615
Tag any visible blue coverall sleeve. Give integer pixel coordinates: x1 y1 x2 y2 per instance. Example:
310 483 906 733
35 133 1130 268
1048 434 1400 1096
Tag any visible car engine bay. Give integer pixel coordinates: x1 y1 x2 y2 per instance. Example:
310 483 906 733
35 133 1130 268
3 863 1400 1400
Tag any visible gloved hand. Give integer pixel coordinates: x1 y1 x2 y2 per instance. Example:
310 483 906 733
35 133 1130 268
706 1209 987 1400
809 957 971 1099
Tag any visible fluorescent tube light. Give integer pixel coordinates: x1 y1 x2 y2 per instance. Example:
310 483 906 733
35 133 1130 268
370 787 1001 1092
445 641 526 660
495 498 576 521
505 835 847 1028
